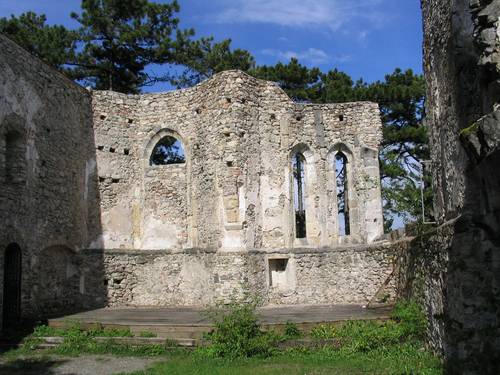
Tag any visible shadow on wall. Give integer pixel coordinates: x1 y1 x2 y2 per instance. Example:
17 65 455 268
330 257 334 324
395 151 500 374
24 114 108 320
0 114 107 322
444 150 500 373
0 33 107 329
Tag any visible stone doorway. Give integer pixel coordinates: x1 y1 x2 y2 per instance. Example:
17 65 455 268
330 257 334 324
2 243 22 326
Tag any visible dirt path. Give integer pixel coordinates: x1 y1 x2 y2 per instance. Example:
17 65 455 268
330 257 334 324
0 354 158 375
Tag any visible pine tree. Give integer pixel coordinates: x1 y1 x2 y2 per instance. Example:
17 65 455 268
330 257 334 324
0 12 77 72
250 58 322 102
69 0 195 93
173 38 255 87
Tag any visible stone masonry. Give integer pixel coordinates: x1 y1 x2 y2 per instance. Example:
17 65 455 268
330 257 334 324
90 71 384 251
408 0 500 373
0 33 395 327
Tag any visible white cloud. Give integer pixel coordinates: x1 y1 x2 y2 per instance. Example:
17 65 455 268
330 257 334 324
262 48 350 65
212 0 385 31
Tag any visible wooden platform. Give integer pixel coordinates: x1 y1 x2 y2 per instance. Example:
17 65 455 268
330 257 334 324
48 304 392 340
49 305 392 339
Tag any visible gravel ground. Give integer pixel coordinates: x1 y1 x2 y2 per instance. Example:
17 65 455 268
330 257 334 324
0 354 159 375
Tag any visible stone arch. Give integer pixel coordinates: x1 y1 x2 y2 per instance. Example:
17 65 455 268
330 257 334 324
289 143 318 245
327 143 358 242
2 242 22 326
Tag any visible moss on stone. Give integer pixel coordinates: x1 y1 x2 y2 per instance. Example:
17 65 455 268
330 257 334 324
459 122 480 139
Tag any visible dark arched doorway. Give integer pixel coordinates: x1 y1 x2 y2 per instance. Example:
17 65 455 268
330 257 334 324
2 243 22 326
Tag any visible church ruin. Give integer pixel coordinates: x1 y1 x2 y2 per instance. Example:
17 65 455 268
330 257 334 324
0 33 396 327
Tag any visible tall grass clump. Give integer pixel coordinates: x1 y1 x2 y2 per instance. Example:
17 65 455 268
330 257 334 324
310 299 428 353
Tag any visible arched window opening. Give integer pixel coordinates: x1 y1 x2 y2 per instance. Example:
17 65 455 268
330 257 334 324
149 135 185 166
293 152 307 238
336 152 350 236
5 131 25 183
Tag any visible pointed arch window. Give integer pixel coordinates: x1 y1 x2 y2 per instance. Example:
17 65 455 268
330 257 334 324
149 135 185 166
335 151 350 236
292 152 307 238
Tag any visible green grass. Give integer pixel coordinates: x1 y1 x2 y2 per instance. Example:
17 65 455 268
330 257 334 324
127 344 441 375
2 324 174 359
138 331 157 338
31 324 133 338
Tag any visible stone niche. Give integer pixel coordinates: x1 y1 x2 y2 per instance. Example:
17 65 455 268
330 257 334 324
268 257 295 291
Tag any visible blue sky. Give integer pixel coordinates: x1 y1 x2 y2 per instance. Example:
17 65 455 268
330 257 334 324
0 0 423 92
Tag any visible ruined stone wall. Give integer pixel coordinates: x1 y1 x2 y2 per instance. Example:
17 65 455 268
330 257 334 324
91 71 384 252
0 34 103 323
0 34 388 325
420 0 500 372
78 243 397 307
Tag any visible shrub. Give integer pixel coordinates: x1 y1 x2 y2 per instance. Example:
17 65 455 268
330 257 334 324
201 300 279 358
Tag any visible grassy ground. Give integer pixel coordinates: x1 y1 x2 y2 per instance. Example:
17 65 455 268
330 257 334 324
127 345 441 375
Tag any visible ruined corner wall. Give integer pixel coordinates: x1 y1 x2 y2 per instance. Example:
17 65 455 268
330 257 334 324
0 34 104 323
419 0 500 372
90 71 384 252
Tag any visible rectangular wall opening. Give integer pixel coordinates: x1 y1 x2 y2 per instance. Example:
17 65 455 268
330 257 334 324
269 258 288 288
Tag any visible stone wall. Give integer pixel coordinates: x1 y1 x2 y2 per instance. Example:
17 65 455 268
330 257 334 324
91 71 384 252
0 34 104 324
420 0 500 372
78 243 399 307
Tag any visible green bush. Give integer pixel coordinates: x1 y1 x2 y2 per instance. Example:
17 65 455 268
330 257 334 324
200 300 279 358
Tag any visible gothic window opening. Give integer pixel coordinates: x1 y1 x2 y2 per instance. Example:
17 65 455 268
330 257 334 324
293 152 307 238
4 131 26 183
336 151 350 236
149 135 185 166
